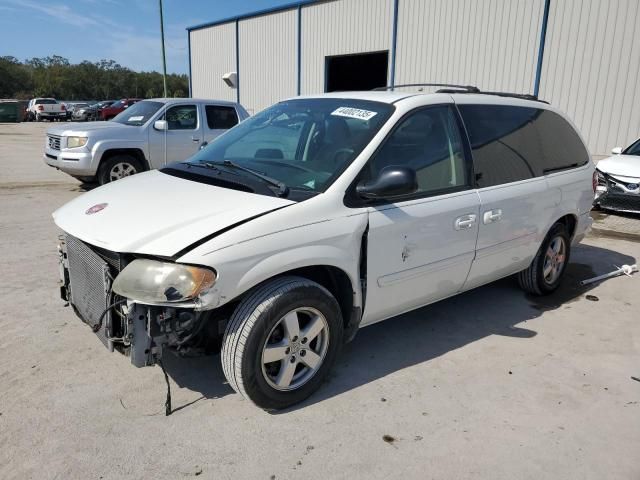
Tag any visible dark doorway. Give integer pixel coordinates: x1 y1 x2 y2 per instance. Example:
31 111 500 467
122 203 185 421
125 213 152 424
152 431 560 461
325 51 388 92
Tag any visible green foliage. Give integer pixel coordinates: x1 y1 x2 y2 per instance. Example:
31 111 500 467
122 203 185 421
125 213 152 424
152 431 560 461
0 55 188 101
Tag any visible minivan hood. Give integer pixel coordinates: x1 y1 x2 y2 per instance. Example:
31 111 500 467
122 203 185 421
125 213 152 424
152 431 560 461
52 170 294 257
597 154 640 180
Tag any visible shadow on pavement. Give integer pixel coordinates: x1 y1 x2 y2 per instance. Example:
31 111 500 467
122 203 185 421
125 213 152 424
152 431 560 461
162 243 636 411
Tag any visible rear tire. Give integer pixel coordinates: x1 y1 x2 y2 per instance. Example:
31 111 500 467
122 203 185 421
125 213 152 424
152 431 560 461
97 155 143 185
518 222 571 295
221 276 343 411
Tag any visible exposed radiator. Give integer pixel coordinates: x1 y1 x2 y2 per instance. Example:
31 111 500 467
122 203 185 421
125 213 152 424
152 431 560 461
65 235 114 347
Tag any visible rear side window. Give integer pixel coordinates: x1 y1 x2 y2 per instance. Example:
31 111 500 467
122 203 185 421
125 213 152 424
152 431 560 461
206 105 238 129
459 105 589 188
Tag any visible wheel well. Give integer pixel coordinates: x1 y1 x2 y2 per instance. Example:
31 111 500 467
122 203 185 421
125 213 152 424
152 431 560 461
281 266 355 330
556 214 577 239
100 149 149 171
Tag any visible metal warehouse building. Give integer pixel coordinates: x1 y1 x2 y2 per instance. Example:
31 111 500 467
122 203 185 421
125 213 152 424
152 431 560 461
187 0 640 157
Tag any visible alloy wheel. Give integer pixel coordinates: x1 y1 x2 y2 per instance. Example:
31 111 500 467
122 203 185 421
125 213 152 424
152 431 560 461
261 307 330 391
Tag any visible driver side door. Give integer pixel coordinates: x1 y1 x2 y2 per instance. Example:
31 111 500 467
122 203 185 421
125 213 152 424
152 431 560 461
360 104 480 326
148 104 202 168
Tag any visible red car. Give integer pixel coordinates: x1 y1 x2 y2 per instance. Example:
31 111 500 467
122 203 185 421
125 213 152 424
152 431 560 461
100 98 142 120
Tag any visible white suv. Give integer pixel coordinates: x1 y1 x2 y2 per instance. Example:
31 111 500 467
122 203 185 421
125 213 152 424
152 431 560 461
53 88 595 410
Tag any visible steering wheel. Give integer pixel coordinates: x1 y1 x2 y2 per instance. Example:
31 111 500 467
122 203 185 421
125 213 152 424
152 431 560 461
332 148 355 166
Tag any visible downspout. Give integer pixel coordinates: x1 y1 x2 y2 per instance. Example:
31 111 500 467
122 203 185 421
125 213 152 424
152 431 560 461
389 0 399 90
235 20 240 104
533 0 551 98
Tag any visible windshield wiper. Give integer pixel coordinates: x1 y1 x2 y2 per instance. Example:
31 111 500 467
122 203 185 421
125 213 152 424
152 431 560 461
197 160 289 197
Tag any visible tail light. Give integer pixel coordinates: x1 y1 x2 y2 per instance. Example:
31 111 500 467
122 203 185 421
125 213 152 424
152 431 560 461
60 105 66 111
592 171 598 193
37 105 44 111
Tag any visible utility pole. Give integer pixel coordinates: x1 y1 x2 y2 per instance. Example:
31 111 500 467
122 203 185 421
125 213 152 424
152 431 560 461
159 0 168 98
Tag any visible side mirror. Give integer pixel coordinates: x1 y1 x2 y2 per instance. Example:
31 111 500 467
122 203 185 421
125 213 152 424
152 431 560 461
154 120 168 131
356 166 418 199
611 146 623 155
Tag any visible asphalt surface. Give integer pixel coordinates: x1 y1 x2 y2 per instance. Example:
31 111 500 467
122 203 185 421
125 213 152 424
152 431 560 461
1 122 639 480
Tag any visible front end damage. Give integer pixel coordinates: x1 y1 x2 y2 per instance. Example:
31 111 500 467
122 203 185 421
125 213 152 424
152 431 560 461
594 170 640 214
58 234 226 368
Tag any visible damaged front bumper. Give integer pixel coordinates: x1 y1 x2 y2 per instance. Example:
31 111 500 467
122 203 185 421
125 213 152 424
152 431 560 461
594 171 640 214
58 235 225 367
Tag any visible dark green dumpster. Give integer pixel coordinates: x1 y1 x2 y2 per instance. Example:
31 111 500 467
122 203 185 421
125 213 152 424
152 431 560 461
0 100 20 123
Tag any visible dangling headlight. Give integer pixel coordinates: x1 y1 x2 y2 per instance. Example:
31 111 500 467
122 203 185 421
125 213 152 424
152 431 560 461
112 259 217 306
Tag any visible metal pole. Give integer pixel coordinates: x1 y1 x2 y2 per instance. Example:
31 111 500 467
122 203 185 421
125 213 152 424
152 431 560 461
159 0 168 98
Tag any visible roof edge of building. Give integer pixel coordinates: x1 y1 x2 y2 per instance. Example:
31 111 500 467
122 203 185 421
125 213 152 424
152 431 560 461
186 0 321 32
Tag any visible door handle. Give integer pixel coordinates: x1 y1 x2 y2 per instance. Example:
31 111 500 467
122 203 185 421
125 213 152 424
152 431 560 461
454 214 477 230
191 136 200 143
483 209 503 224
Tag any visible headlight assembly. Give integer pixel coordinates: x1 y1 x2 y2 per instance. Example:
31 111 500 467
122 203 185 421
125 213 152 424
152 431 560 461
66 136 88 148
112 259 216 305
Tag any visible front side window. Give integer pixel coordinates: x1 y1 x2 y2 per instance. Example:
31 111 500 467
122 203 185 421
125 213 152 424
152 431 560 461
363 105 469 195
184 98 394 194
624 138 640 156
206 105 238 129
163 104 197 130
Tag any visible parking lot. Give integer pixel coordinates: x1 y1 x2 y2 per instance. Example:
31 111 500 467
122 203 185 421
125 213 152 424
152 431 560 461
0 121 639 479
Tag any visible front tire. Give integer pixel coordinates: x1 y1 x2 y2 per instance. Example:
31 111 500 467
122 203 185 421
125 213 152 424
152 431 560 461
221 276 343 410
518 222 571 295
97 155 142 185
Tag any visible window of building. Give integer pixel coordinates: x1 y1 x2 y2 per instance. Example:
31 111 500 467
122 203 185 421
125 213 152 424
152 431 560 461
325 51 388 92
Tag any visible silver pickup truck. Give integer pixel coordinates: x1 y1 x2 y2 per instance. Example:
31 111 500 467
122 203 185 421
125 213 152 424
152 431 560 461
44 98 249 184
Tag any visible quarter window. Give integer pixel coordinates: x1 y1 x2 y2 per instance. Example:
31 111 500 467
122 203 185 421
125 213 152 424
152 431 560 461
459 105 589 188
365 105 469 195
205 105 238 129
164 105 197 130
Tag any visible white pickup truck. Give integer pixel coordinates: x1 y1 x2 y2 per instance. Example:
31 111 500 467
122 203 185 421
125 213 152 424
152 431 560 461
27 98 67 122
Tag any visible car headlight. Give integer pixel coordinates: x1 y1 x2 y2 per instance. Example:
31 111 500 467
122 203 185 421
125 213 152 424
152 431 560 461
67 136 88 148
112 259 217 305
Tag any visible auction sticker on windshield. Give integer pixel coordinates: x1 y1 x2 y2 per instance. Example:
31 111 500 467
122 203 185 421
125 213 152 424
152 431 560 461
128 116 144 122
331 107 377 121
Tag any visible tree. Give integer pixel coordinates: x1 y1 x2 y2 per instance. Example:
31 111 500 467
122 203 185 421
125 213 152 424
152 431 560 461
0 56 188 101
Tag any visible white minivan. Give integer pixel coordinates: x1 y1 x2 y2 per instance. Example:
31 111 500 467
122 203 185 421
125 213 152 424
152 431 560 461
53 87 595 410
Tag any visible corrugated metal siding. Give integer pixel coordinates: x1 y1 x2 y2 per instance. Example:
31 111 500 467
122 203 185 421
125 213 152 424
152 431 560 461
239 10 298 114
300 0 394 94
190 23 237 101
395 0 544 94
539 0 640 156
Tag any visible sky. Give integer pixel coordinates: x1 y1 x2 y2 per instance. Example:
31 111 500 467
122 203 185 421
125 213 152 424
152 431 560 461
0 0 298 74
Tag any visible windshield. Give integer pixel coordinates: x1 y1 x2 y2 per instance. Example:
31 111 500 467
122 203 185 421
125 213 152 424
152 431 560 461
35 99 57 104
185 98 394 194
112 100 163 126
623 138 640 156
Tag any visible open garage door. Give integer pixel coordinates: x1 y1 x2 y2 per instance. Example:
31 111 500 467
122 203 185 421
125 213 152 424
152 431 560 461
325 51 388 92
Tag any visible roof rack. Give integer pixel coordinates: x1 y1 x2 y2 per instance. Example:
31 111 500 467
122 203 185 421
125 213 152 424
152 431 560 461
373 83 480 92
375 83 547 103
